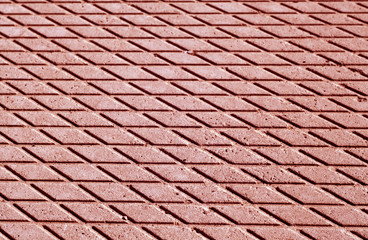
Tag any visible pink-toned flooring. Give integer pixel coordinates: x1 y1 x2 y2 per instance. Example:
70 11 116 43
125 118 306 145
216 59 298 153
0 1 368 239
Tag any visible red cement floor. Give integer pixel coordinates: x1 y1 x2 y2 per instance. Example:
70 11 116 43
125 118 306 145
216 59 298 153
1 0 368 239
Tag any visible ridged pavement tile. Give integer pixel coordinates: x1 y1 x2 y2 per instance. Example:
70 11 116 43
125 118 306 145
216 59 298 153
1 0 368 239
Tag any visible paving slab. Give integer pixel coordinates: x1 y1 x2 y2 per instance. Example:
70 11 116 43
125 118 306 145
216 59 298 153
0 1 368 239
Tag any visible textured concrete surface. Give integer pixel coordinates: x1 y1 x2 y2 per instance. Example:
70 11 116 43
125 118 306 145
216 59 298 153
1 0 368 239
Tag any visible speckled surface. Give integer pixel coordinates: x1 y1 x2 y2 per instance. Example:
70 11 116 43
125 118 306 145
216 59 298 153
0 1 368 239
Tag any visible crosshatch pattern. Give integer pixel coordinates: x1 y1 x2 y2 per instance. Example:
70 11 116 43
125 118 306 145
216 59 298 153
0 0 368 239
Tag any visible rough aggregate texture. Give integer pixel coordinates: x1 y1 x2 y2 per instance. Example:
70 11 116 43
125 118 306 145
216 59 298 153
0 0 368 239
